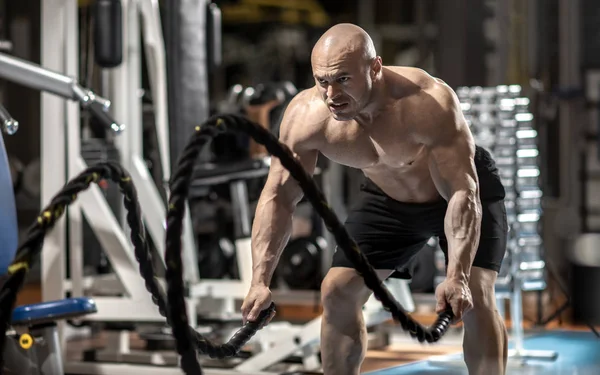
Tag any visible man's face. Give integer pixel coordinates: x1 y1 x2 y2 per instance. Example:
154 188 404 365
312 56 372 121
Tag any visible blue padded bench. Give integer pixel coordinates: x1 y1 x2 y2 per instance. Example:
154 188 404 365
12 297 98 326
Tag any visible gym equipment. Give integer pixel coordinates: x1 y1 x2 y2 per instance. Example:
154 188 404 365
206 2 223 72
222 82 298 140
197 235 237 280
80 139 123 273
74 152 269 370
93 0 123 68
108 0 199 283
38 0 167 331
429 85 557 371
0 125 99 374
0 52 123 133
279 236 326 290
165 114 454 374
246 82 297 139
165 0 220 166
39 1 203 343
35 4 266 373
0 160 274 375
9 298 98 374
0 102 17 135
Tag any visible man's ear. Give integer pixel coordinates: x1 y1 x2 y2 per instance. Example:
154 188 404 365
371 56 382 78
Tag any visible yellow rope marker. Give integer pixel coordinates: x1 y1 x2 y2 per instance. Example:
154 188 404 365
19 333 34 350
121 177 131 182
8 262 29 274
216 118 224 127
195 125 201 132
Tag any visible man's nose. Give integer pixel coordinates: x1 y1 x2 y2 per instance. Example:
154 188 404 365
327 84 340 99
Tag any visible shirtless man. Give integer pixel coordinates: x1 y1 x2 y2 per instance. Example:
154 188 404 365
241 23 508 375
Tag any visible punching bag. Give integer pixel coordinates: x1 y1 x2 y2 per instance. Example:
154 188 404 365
165 0 213 166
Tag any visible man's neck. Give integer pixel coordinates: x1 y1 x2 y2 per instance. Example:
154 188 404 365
355 71 389 127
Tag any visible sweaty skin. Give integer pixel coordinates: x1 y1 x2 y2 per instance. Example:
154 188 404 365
242 23 507 375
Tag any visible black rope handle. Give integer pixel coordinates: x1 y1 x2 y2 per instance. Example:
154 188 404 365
165 114 454 374
0 162 273 375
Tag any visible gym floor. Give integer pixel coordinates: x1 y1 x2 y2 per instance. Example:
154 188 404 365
17 283 594 374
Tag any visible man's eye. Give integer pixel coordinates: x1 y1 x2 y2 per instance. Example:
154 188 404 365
317 79 327 84
338 77 349 83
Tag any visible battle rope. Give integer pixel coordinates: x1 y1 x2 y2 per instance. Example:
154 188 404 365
0 162 273 375
165 114 454 375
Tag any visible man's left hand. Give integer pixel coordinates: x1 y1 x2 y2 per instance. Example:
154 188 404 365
435 277 473 323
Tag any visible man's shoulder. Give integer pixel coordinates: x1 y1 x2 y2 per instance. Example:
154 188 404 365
279 87 329 149
386 66 441 90
388 68 464 143
286 87 330 121
385 66 455 110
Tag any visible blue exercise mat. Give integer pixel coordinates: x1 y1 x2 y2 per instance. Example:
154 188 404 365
366 330 600 375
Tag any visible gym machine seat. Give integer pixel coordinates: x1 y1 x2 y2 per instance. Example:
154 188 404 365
12 297 98 326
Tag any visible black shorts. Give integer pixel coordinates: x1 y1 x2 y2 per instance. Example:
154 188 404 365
331 146 508 275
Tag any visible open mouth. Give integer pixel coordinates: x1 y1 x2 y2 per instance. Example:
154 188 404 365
329 103 348 111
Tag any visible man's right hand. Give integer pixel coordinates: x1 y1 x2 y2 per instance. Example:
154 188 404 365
241 284 276 327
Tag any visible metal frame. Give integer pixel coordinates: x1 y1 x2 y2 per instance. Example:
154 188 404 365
109 0 198 282
38 0 168 326
35 0 246 336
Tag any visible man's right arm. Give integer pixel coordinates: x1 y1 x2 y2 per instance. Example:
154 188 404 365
250 92 321 287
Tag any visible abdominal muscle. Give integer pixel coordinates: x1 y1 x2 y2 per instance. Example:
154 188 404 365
363 166 443 203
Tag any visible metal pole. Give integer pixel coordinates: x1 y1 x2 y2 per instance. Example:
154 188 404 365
40 0 68 354
65 0 84 305
557 0 583 238
0 52 74 98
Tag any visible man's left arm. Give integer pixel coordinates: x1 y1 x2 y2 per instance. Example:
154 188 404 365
419 84 482 317
429 128 482 281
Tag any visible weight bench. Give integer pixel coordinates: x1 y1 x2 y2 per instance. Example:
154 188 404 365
1 126 99 374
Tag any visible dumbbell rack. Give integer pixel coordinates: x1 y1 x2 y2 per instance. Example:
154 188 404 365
430 85 557 370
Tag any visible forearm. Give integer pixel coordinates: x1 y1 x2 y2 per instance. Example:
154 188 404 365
444 189 482 281
250 194 295 286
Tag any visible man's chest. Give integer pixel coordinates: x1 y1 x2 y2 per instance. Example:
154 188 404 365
319 118 428 170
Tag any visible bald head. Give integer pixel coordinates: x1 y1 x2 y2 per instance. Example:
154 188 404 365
311 24 382 121
311 23 376 65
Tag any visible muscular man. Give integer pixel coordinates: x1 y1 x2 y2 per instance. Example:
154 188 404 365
241 23 508 375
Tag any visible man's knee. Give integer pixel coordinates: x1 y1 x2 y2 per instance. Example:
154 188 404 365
321 268 371 311
467 266 499 313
